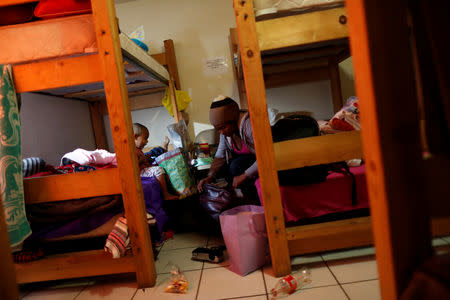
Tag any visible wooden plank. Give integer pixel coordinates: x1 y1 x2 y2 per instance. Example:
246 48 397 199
16 250 135 284
128 87 166 99
0 0 36 6
89 102 109 150
233 0 291 277
286 216 449 257
23 168 121 204
286 217 373 255
129 91 165 111
0 199 19 300
264 67 329 88
328 56 344 113
262 45 348 64
151 53 166 66
169 80 180 122
91 0 156 288
256 7 349 52
13 54 103 93
346 0 432 298
431 216 450 237
64 81 161 99
274 131 362 171
263 57 329 75
230 28 247 108
164 40 181 90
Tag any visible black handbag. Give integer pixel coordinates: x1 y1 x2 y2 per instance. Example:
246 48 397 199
199 183 237 222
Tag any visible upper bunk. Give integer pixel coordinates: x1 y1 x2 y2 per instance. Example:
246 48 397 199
231 1 349 92
233 1 360 170
0 6 179 108
0 1 181 202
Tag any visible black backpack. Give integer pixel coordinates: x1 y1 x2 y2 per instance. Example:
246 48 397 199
271 114 357 205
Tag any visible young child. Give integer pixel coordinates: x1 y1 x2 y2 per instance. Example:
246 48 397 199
133 123 178 200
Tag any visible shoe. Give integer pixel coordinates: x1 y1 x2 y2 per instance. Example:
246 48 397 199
191 246 226 263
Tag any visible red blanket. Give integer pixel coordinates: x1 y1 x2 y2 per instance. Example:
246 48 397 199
255 165 369 222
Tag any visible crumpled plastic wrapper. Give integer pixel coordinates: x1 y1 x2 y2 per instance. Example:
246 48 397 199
165 264 188 293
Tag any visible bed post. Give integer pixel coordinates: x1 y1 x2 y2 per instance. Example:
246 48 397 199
347 0 433 298
169 79 180 122
91 0 156 287
233 0 291 277
163 39 180 90
88 101 109 150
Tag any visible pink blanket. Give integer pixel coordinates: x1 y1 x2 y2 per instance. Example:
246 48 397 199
255 165 369 222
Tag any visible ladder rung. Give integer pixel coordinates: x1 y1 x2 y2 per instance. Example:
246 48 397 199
274 131 362 171
24 168 122 204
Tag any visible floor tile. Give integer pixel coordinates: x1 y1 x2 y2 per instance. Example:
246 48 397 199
161 232 208 251
441 236 450 244
156 247 203 274
75 280 137 300
197 267 266 300
202 250 231 269
325 255 378 284
133 270 201 300
263 261 337 291
206 234 226 247
432 238 448 247
321 247 375 261
434 243 450 256
22 286 85 300
342 280 381 300
234 296 268 300
291 254 324 265
280 285 348 300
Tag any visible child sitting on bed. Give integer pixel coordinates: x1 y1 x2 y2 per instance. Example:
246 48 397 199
133 123 178 201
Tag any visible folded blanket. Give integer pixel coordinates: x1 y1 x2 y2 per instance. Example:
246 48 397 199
60 148 117 166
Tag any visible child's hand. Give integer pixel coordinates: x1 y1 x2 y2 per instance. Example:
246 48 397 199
163 136 170 150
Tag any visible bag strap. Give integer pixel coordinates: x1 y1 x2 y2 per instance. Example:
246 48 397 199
330 162 357 206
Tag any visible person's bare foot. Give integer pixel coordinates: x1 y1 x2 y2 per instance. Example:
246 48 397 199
164 193 179 201
162 136 170 150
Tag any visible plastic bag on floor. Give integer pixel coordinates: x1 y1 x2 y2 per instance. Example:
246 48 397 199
219 205 268 276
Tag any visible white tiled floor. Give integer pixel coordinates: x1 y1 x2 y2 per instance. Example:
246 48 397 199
19 234 450 300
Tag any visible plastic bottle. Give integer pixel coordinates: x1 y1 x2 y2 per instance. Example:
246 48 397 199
270 267 312 299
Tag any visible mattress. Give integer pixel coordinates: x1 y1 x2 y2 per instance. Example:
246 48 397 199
0 14 97 65
254 0 344 16
0 14 169 83
255 165 368 222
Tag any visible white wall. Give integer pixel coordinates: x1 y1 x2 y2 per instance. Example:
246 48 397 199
104 106 174 151
266 80 334 120
20 93 95 166
20 1 354 162
114 0 346 142
115 0 239 139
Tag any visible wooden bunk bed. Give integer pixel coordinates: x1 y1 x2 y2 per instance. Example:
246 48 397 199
0 0 182 291
346 0 450 298
232 0 450 278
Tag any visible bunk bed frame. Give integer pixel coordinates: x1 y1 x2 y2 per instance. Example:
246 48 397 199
0 0 181 292
232 0 450 278
346 0 450 298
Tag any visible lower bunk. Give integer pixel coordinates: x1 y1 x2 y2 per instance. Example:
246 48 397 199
256 163 450 260
15 168 166 285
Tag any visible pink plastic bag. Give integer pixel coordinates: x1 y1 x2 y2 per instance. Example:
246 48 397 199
219 205 268 276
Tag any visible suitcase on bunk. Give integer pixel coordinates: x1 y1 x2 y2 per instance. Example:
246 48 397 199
271 114 356 202
271 114 329 185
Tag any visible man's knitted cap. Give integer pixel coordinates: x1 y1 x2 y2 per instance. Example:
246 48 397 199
209 95 240 127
